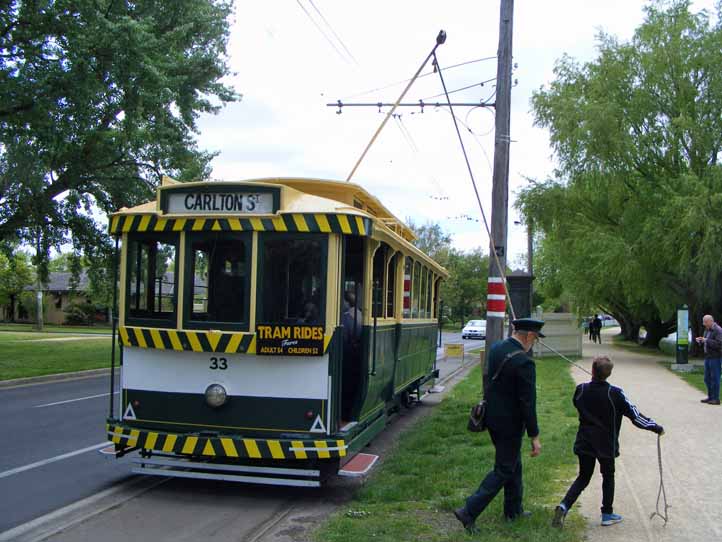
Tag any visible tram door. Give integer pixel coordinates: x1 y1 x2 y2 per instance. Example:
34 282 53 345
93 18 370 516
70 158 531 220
340 236 364 422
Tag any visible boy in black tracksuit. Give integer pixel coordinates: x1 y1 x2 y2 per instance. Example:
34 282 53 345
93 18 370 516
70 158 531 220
552 356 664 528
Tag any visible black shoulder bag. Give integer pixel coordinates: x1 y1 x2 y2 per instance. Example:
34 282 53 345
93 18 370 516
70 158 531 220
467 349 524 432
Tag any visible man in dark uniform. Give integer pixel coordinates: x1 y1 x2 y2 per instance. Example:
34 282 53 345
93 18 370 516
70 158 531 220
454 318 545 533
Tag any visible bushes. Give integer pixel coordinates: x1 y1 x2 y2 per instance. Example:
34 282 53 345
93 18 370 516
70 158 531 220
64 301 97 325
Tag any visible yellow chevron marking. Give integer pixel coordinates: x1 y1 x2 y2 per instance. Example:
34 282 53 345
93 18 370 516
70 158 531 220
168 330 183 351
162 434 178 452
192 218 206 231
249 217 264 231
291 440 307 459
267 440 285 459
246 336 256 354
110 216 120 233
336 440 346 457
337 215 352 234
225 333 243 353
206 330 222 351
314 440 330 459
119 327 130 346
228 218 242 231
121 217 134 233
293 214 310 232
220 438 239 458
272 216 288 232
211 220 222 231
154 217 168 231
355 216 366 235
138 215 151 231
202 440 216 456
145 432 158 450
111 426 122 444
323 334 332 352
133 328 148 348
172 218 187 231
149 329 164 349
314 213 331 233
181 436 198 454
187 332 203 352
243 439 262 458
128 429 140 447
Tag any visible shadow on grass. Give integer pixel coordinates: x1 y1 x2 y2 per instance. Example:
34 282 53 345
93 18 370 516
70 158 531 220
315 359 586 542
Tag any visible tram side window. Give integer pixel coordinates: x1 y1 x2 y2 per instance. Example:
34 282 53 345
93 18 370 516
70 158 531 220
371 245 386 318
411 261 421 318
127 236 177 322
260 237 325 325
403 257 412 318
187 233 249 328
427 271 434 317
386 253 397 318
420 266 428 318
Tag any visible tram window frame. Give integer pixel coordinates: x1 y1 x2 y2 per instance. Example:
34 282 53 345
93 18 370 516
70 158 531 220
183 231 251 331
386 252 398 318
256 233 328 327
419 266 428 318
411 261 421 318
371 244 386 319
403 257 412 318
125 232 179 328
427 271 434 317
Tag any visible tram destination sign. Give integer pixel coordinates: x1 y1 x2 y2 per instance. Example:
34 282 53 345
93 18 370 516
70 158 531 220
256 324 325 356
160 185 280 215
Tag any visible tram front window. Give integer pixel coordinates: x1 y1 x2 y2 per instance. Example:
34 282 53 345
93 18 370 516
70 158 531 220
259 236 325 325
127 235 177 323
187 233 250 329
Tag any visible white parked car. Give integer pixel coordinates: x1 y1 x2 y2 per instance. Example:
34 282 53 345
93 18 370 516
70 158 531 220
462 319 486 340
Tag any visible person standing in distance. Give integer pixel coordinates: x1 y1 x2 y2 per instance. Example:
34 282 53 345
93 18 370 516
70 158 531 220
697 314 722 405
454 318 545 533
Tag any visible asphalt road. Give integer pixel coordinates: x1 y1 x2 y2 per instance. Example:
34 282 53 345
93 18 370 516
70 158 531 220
0 374 132 533
0 331 480 536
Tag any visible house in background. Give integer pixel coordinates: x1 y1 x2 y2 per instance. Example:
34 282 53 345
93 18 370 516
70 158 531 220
9 272 109 325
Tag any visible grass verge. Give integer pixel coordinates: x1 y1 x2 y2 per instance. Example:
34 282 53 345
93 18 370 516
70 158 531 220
0 323 112 334
315 358 585 542
0 331 116 380
660 362 706 394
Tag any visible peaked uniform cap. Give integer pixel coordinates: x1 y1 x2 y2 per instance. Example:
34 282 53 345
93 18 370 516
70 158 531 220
512 318 546 337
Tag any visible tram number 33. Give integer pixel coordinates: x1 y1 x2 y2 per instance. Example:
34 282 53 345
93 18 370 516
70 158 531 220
209 357 228 370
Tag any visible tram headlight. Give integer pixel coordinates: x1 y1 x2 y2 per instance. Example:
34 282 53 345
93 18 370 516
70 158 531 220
205 384 227 408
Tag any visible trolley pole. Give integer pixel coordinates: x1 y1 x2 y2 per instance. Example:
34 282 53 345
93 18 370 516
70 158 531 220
485 0 515 360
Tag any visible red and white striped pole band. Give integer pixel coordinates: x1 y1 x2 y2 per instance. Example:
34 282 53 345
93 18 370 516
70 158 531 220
487 276 506 318
403 273 411 309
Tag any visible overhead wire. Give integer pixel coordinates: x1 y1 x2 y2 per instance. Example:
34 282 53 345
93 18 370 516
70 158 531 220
423 77 497 101
396 115 449 199
295 0 353 65
341 56 497 100
307 0 359 66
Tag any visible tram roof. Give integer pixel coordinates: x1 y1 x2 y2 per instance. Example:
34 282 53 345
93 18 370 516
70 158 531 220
113 176 417 242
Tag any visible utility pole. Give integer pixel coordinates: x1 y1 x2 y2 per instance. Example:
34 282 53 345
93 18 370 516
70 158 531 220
485 0 515 353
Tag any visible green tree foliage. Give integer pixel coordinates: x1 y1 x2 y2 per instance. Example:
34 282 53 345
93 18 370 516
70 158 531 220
520 0 722 347
407 220 453 265
0 249 33 320
0 0 239 285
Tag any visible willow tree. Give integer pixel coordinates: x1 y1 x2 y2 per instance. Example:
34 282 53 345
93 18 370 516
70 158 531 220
521 0 722 347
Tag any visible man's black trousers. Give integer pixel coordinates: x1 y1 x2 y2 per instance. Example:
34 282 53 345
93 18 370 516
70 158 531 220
561 453 615 514
465 430 524 519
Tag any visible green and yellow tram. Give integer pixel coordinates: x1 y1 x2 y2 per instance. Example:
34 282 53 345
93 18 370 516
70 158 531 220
105 177 447 486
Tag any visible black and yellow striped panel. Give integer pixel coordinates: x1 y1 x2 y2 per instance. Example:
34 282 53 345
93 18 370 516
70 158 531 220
109 213 372 236
106 424 347 460
119 326 333 354
119 326 257 353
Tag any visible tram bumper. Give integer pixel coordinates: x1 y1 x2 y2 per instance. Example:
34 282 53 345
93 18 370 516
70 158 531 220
105 422 347 460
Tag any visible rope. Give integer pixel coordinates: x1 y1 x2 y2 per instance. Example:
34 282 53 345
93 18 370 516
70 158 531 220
537 339 592 376
432 52 515 322
650 433 671 525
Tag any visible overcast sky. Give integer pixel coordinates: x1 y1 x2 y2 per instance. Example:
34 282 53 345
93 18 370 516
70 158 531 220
195 0 716 267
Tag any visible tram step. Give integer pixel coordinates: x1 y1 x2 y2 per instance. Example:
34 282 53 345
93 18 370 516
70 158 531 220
132 457 321 487
337 453 379 478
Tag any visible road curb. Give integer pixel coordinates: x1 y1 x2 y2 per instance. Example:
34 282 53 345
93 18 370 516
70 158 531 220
0 368 118 390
